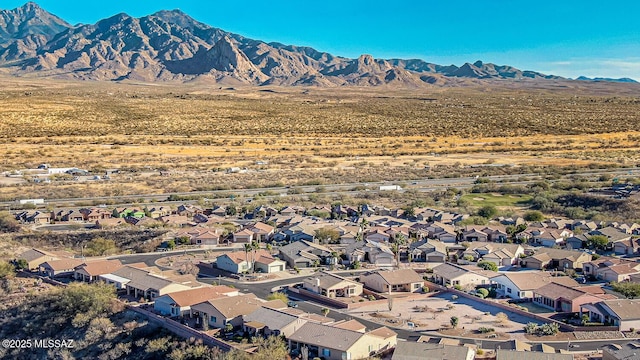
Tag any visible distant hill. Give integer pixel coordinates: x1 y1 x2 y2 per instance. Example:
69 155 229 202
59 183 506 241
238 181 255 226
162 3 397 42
0 2 635 87
576 76 638 84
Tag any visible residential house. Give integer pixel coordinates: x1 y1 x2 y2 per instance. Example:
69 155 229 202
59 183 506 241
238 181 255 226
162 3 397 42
232 229 254 243
246 222 275 242
462 228 489 242
39 258 85 278
481 247 520 267
492 272 579 300
366 229 391 243
521 248 591 270
176 204 204 218
597 263 640 282
565 234 589 250
409 239 451 263
392 342 475 360
533 283 612 313
279 240 332 268
496 349 573 360
483 226 509 243
360 240 396 268
581 299 640 331
215 250 282 274
154 285 239 317
191 293 285 329
74 259 123 282
210 206 228 217
79 208 111 221
602 342 640 360
147 206 172 219
303 271 363 298
492 339 555 353
462 243 524 267
17 248 58 270
175 228 223 246
242 306 308 338
159 215 193 227
114 208 145 219
613 238 640 256
431 263 495 289
16 211 51 224
532 229 573 247
254 254 286 273
288 322 397 360
109 266 194 300
360 269 424 294
582 257 640 282
590 227 632 251
61 210 85 222
95 217 128 228
333 319 368 333
571 220 598 232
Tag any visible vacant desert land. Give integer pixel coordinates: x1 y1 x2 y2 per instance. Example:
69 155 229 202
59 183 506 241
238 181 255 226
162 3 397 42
0 79 639 200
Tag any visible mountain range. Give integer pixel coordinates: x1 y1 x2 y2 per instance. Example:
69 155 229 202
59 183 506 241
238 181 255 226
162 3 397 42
0 2 636 86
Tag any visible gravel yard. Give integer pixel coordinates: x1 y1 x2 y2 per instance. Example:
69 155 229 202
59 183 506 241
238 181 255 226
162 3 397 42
349 292 543 339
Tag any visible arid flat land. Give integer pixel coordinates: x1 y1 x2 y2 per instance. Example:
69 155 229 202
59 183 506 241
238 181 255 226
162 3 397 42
1 78 639 201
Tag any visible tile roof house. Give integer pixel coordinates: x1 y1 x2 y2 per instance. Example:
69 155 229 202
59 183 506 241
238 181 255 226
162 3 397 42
108 265 194 300
232 228 254 243
154 285 239 317
303 271 363 298
360 269 424 294
391 341 475 360
279 240 332 268
581 299 640 331
491 272 579 300
333 319 367 333
18 248 58 270
583 257 640 282
288 322 397 360
521 248 591 270
175 228 223 246
532 229 573 248
74 259 124 282
533 282 612 312
191 293 286 329
613 238 640 256
39 258 85 278
246 222 275 241
242 306 308 338
215 249 285 274
431 263 496 289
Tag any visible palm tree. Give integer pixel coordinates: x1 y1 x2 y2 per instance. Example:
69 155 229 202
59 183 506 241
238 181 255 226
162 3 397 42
243 243 252 272
250 240 260 273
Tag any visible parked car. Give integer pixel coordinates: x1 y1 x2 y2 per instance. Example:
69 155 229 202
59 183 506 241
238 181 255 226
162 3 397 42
287 301 298 308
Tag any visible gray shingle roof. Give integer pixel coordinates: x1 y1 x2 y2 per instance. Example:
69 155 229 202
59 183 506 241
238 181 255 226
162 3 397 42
243 307 300 331
288 322 364 351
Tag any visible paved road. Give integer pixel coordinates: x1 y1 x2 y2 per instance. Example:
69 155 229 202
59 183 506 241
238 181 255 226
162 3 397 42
4 167 637 209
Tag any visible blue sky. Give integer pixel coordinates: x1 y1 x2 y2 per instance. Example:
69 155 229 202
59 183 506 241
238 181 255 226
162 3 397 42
5 1 640 79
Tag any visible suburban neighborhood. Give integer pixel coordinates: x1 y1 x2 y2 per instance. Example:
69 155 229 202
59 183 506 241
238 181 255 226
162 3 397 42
9 198 640 359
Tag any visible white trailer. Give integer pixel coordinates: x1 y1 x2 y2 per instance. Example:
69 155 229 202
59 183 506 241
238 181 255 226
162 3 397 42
379 185 402 191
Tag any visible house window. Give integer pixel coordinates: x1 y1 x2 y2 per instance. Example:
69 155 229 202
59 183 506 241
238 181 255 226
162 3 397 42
322 349 330 357
507 288 512 293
